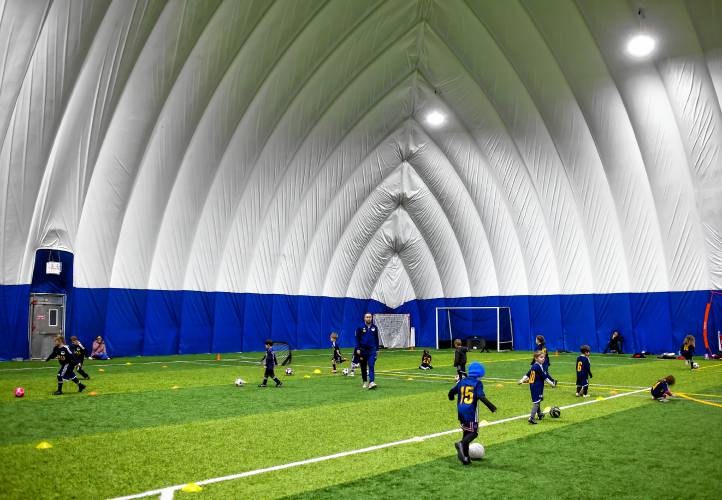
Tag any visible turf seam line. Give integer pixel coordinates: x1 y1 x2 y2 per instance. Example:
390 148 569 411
107 388 648 500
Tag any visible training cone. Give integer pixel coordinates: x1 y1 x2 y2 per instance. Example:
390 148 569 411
313 368 322 374
596 396 605 401
609 390 618 395
171 385 180 390
181 483 203 493
303 375 311 379
162 365 168 368
88 391 98 396
35 441 52 450
407 377 414 381
495 383 504 388
125 362 132 366
98 368 105 373
479 420 489 426
215 353 221 361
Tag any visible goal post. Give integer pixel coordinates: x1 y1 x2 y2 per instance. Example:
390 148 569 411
435 306 513 352
373 313 414 348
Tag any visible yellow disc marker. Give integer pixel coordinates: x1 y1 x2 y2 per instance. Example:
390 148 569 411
596 396 605 401
313 368 322 374
98 368 105 373
479 420 489 426
495 383 504 388
181 483 203 493
609 390 618 395
36 441 53 450
407 377 414 381
162 365 168 368
125 362 132 366
543 406 551 414
303 375 311 379
171 385 180 390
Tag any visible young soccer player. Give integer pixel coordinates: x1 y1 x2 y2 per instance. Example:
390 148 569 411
575 344 592 397
448 362 497 465
453 339 468 379
45 336 87 395
355 313 380 389
329 332 347 374
651 375 675 402
69 336 91 380
518 351 557 424
681 335 696 370
533 335 550 373
419 349 433 370
258 339 282 388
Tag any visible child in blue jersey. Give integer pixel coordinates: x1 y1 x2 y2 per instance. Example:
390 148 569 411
258 340 282 388
651 375 675 402
448 362 497 465
329 332 347 374
518 351 557 424
681 335 696 370
575 344 592 397
45 336 87 395
532 335 550 373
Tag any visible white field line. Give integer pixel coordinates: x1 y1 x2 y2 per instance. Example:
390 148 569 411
108 387 648 500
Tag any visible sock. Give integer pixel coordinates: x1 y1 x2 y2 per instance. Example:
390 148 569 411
583 385 588 395
461 431 477 457
78 368 89 378
530 402 540 420
261 378 268 385
273 377 281 385
56 382 63 392
576 385 581 395
70 376 80 385
332 362 336 370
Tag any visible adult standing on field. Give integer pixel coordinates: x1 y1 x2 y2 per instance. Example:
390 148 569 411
355 312 380 390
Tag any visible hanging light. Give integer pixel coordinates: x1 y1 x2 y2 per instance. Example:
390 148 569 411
626 33 655 58
425 110 446 127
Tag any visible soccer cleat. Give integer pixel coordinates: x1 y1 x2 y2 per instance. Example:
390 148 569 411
583 394 589 398
52 390 63 396
454 442 469 464
575 393 581 397
658 398 669 403
331 369 337 374
368 382 377 390
537 413 544 421
83 374 90 380
362 382 368 389
258 384 268 388
528 418 537 425
275 381 283 388
78 384 87 393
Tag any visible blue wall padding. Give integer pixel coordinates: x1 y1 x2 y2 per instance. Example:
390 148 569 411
0 285 717 359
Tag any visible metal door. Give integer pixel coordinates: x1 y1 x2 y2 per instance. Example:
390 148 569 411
29 294 65 359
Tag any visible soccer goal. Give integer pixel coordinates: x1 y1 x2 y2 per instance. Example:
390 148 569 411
435 306 514 351
373 313 414 348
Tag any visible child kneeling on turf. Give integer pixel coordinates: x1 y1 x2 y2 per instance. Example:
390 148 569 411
518 351 557 424
448 362 497 465
575 345 592 397
651 375 675 402
419 349 433 370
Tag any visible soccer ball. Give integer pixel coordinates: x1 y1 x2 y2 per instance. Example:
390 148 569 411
468 443 485 459
234 378 245 387
549 406 561 418
692 362 699 369
14 387 24 398
285 368 294 376
342 368 349 376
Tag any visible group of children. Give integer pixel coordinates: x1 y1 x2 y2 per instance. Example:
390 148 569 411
45 335 90 395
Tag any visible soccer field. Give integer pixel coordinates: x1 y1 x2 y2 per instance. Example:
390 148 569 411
1 349 721 500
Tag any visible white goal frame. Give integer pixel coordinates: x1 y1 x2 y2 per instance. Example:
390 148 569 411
435 306 514 352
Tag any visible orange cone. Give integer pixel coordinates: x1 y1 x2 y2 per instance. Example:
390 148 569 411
215 353 221 361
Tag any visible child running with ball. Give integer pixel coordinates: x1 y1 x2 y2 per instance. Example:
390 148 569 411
448 362 497 465
518 351 557 424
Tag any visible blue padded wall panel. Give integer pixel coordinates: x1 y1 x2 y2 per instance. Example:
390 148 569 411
144 290 182 356
0 285 30 360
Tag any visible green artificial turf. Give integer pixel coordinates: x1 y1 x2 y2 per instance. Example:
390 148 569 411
1 350 720 499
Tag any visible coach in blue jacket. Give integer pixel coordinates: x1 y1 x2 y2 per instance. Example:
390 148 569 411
355 312 380 390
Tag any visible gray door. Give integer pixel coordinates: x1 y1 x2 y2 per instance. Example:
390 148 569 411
29 294 65 359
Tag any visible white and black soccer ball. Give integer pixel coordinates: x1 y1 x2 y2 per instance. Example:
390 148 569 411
692 362 699 369
285 367 294 375
342 368 349 376
234 378 245 387
468 443 485 460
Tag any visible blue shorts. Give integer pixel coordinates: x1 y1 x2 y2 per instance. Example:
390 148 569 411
460 421 479 433
576 376 589 387
531 389 544 404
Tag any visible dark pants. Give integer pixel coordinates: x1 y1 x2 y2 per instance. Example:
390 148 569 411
359 349 377 382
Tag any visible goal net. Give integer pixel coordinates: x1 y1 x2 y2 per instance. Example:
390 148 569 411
373 313 414 348
435 307 513 351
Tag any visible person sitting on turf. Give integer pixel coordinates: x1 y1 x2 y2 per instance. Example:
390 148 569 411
651 375 675 402
419 349 433 370
603 330 624 354
518 351 557 424
681 335 696 370
448 362 497 465
91 336 110 360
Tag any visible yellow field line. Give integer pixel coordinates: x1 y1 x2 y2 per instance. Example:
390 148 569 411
695 363 722 371
677 392 722 409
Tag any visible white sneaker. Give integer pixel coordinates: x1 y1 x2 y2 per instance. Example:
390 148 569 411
575 393 581 397
362 382 368 389
583 394 589 398
368 382 377 390
349 371 355 377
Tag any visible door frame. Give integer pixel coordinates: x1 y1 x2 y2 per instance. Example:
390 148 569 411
28 293 66 360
